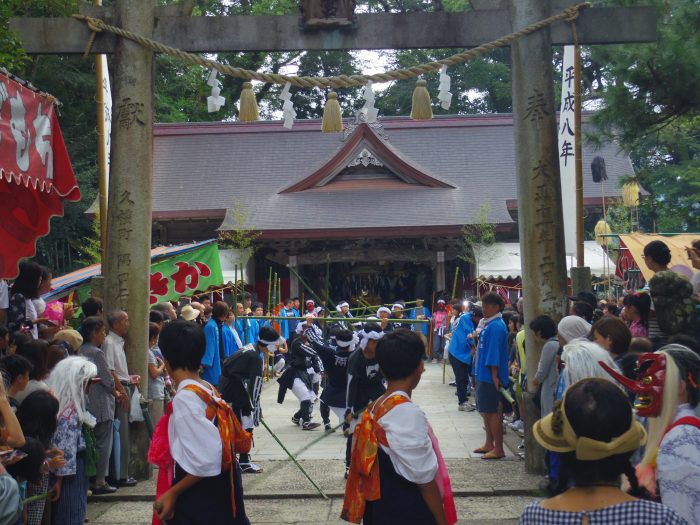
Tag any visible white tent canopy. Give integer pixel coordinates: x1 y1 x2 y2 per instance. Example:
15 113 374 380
476 241 614 280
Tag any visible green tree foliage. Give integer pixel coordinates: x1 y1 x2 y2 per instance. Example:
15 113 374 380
588 0 700 233
290 51 364 119
217 198 260 263
362 0 513 116
376 48 511 116
459 202 496 286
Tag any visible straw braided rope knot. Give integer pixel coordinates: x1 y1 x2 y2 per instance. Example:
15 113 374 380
73 2 589 89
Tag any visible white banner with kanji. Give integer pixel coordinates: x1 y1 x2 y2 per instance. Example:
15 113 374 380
559 46 576 256
99 54 112 206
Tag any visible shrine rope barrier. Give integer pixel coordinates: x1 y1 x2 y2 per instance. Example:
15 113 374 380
73 3 588 90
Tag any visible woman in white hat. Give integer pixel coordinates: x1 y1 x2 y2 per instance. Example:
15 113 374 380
178 304 201 322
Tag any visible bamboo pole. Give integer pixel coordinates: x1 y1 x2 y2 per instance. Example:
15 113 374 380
451 266 460 300
273 272 278 312
346 301 422 312
267 267 273 313
244 315 429 323
291 406 367 458
233 264 238 311
257 417 329 500
357 296 373 314
287 264 335 309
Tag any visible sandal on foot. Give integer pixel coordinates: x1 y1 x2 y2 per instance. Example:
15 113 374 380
473 447 491 454
481 452 505 460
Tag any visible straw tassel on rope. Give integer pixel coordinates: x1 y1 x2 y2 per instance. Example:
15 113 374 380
238 82 259 122
410 79 433 120
622 180 640 207
594 219 612 247
321 91 343 132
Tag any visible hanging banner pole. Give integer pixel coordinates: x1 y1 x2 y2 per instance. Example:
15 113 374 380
574 43 584 267
94 0 112 262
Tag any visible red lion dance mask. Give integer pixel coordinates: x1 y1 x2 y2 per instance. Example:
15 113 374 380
599 353 666 417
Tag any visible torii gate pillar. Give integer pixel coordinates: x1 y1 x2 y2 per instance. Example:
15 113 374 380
102 0 155 480
510 0 569 474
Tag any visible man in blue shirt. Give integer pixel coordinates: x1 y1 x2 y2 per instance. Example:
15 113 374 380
447 307 475 411
474 292 509 460
286 297 300 343
408 297 431 351
201 301 236 385
223 309 243 353
247 303 262 344
279 298 295 342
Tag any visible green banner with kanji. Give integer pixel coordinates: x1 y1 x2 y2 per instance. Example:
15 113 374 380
149 243 223 304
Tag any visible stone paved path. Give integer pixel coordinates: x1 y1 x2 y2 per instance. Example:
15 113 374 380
87 496 532 524
88 361 540 523
253 360 516 461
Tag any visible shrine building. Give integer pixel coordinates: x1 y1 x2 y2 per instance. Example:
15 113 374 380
151 113 633 303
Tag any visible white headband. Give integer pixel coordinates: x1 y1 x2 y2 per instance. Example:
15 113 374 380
338 301 349 309
377 306 391 316
392 303 403 310
359 329 384 350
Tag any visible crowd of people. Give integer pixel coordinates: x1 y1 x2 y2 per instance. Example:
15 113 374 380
0 236 698 524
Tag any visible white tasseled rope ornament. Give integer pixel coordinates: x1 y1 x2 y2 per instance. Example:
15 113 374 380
438 65 452 110
206 68 225 113
280 82 296 129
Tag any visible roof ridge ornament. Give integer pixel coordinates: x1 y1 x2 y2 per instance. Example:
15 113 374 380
347 148 383 168
342 110 388 142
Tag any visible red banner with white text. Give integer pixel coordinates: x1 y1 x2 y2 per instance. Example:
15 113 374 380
0 71 80 278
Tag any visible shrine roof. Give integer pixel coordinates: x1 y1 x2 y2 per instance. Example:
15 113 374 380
152 113 635 232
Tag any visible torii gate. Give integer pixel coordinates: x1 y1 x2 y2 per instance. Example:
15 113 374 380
11 0 656 475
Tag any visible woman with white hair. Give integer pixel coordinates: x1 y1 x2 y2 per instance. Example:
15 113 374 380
560 339 621 391
46 356 98 525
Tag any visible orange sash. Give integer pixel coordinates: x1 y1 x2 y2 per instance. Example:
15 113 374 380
183 383 252 517
340 393 410 523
